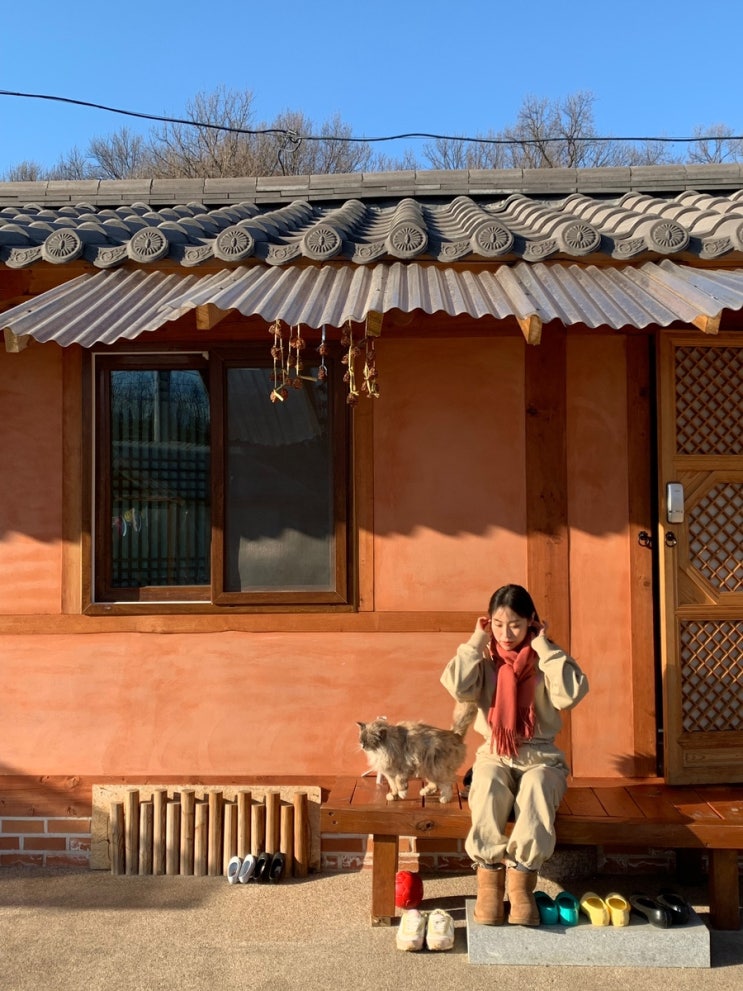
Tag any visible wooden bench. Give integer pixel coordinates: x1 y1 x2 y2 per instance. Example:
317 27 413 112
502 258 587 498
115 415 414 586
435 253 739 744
322 776 743 930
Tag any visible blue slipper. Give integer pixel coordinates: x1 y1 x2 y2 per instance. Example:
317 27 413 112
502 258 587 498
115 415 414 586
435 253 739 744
534 891 559 925
555 891 581 927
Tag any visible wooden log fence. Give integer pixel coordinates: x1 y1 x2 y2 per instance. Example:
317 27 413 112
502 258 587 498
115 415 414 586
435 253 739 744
109 787 311 878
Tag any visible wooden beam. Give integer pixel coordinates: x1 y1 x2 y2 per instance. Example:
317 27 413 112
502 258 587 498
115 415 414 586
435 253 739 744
3 328 30 353
625 336 659 777
524 325 571 760
692 311 721 334
518 313 542 345
195 304 228 330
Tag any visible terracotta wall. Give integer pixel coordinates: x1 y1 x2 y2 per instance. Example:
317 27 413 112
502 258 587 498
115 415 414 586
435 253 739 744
0 345 63 614
0 329 654 783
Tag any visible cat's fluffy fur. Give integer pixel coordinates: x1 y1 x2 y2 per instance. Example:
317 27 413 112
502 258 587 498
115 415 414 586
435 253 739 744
356 700 477 804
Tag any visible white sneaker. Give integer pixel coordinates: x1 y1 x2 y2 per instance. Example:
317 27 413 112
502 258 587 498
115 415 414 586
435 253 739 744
396 910 426 951
426 909 455 951
226 856 242 884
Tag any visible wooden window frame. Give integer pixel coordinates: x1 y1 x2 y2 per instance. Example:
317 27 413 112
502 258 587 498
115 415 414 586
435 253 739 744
87 345 354 612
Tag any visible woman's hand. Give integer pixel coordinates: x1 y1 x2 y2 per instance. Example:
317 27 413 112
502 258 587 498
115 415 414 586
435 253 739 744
534 618 549 638
475 615 490 636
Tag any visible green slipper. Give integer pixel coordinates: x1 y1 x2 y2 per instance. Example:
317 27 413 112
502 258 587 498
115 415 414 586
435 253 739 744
555 891 581 927
534 891 559 925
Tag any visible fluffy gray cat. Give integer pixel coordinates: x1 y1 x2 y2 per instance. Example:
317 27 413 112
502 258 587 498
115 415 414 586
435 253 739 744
357 701 476 804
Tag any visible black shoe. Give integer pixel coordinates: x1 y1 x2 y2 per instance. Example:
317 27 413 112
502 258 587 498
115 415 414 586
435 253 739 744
630 894 671 928
656 890 691 925
268 852 286 883
255 851 272 883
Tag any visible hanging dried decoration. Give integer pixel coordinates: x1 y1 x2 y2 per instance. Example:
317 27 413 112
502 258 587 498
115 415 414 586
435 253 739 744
341 320 361 406
316 325 329 382
288 324 306 389
362 310 382 399
362 334 380 398
269 319 289 402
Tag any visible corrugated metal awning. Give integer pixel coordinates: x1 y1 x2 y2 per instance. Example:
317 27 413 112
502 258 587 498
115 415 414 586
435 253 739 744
2 259 740 349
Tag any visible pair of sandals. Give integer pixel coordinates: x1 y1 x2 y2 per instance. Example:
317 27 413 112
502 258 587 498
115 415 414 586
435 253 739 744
227 852 286 885
579 891 632 926
534 890 581 926
629 891 691 928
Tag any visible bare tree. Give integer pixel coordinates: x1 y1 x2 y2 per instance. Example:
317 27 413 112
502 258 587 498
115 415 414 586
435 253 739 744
47 146 97 180
420 92 682 170
688 124 743 164
3 160 46 181
4 88 742 182
147 87 260 178
422 132 509 170
87 127 151 179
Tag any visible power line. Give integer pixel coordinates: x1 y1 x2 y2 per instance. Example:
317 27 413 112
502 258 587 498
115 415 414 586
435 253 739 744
0 88 740 147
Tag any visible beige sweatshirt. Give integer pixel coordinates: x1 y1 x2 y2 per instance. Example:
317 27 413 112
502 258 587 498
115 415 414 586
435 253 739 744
440 627 589 746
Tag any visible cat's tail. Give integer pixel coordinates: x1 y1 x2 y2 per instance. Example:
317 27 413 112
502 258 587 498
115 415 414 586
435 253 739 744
450 699 478 738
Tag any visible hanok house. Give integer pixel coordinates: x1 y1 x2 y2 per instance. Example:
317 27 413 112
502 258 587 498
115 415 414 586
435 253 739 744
0 165 741 877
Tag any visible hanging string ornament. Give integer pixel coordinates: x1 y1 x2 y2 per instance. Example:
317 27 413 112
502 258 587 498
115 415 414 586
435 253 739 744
288 324 306 389
341 320 361 406
269 319 289 402
362 310 382 398
316 325 329 382
362 334 380 398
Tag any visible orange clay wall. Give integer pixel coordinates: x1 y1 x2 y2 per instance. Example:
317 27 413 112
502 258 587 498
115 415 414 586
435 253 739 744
0 333 643 782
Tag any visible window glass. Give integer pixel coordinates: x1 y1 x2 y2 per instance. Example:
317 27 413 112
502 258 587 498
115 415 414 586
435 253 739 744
224 367 334 591
109 368 210 588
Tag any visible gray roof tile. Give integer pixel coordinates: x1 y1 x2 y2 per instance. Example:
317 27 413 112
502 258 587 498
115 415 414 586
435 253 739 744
5 165 743 270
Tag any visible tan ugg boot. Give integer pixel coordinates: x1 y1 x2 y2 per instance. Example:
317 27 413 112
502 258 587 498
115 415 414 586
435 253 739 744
473 864 506 925
506 867 541 926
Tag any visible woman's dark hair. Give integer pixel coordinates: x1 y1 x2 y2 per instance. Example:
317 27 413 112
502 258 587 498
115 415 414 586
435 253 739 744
488 584 539 622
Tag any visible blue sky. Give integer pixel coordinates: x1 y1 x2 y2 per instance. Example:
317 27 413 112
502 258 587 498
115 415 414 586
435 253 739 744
1 0 742 176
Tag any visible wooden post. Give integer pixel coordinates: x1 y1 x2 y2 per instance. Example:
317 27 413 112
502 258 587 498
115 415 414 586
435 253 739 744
165 801 181 875
207 791 223 876
371 834 399 925
110 801 125 875
237 790 252 858
194 801 208 876
180 790 196 876
152 789 167 876
293 792 309 878
138 801 154 875
222 802 238 874
280 803 294 868
125 789 139 876
265 791 281 855
251 801 266 858
709 849 741 930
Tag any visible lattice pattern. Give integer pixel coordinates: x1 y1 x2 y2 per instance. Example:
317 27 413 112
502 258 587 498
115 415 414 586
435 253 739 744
688 483 743 591
680 621 743 732
675 347 743 455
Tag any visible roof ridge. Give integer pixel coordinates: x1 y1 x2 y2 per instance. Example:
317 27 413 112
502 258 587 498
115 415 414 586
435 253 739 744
3 164 743 208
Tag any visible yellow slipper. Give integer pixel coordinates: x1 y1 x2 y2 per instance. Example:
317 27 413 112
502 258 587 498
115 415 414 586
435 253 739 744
606 892 631 927
580 891 610 926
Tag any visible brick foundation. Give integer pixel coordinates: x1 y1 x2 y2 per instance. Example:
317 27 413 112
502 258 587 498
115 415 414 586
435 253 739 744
0 816 92 868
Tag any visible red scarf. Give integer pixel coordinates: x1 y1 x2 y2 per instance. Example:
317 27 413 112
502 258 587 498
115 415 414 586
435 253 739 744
487 633 537 757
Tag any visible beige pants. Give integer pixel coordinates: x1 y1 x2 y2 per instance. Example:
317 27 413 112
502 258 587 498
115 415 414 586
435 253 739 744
465 742 569 871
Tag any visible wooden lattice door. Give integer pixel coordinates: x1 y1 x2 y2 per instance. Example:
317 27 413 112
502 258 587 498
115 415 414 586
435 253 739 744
658 334 743 784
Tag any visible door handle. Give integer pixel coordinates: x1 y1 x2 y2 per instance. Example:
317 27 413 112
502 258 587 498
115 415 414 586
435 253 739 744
664 531 678 548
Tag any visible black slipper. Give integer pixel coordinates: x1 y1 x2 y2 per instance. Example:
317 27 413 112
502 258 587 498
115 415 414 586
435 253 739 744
268 852 286 883
657 890 691 925
254 851 272 883
630 894 671 928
